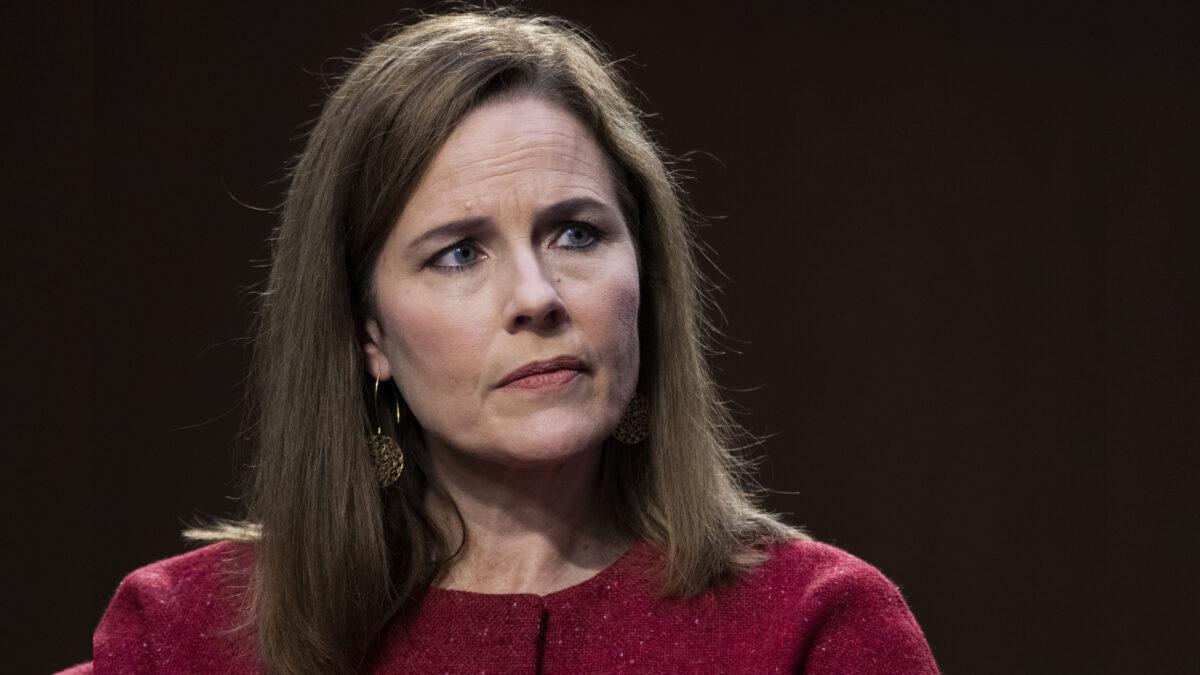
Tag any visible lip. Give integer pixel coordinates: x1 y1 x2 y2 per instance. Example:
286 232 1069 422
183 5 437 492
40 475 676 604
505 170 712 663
497 355 587 388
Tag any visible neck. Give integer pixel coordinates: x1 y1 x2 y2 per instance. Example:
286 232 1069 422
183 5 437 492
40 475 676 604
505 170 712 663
423 439 626 595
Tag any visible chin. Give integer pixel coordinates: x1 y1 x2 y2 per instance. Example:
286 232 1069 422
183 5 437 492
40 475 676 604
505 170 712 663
429 407 618 470
489 426 607 468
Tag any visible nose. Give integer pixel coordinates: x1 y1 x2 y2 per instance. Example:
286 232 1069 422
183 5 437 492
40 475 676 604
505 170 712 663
504 248 567 333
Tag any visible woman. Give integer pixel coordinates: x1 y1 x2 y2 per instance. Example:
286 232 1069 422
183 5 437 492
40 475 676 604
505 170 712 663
77 9 938 674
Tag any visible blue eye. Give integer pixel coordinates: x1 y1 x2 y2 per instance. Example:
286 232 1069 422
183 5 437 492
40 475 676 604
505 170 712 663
556 223 598 249
430 241 482 272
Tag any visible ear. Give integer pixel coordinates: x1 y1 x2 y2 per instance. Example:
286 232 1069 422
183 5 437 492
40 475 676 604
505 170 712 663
362 317 393 382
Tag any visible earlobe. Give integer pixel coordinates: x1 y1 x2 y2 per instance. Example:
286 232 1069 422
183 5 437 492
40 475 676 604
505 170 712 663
362 318 393 381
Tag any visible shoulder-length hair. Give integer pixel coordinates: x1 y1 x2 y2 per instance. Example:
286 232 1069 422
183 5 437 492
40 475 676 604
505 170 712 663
190 8 806 674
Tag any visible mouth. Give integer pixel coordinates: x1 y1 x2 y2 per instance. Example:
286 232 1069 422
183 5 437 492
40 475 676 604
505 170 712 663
497 355 587 389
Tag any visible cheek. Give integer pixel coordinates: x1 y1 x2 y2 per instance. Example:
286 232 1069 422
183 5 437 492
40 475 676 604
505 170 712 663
382 294 489 403
579 260 641 381
609 282 640 356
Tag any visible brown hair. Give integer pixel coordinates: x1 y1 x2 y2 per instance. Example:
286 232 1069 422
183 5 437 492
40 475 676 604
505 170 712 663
189 8 807 674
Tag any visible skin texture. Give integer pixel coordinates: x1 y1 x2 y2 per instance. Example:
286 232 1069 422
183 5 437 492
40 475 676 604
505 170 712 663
362 96 640 593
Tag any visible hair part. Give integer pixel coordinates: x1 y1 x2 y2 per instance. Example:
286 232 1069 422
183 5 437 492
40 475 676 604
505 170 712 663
188 7 807 674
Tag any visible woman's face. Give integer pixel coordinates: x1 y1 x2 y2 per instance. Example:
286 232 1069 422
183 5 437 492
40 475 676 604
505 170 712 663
363 96 641 469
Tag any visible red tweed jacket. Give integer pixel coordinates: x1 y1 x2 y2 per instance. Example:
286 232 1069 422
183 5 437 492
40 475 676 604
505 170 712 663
65 538 938 673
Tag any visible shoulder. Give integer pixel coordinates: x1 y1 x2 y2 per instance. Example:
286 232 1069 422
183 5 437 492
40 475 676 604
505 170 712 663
735 538 940 673
95 541 259 673
105 540 255 621
714 538 914 621
117 540 254 595
754 538 912 607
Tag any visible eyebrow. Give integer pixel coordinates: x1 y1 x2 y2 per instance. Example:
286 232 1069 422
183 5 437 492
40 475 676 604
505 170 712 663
405 196 620 253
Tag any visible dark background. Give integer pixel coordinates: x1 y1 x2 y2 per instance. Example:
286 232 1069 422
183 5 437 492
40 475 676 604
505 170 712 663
7 2 1197 673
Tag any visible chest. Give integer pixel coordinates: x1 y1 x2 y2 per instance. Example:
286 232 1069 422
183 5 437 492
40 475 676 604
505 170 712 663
367 589 815 674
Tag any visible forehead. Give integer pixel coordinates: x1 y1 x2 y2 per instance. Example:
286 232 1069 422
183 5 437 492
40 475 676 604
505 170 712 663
402 96 619 220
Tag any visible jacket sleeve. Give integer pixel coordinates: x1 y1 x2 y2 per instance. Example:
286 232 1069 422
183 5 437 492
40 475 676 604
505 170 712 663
796 561 940 674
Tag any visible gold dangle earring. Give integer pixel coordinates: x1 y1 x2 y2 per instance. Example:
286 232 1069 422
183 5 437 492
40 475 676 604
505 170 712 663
613 392 649 445
367 375 405 487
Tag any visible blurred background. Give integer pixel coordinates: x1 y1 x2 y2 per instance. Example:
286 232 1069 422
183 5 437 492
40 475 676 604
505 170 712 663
7 2 1197 673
